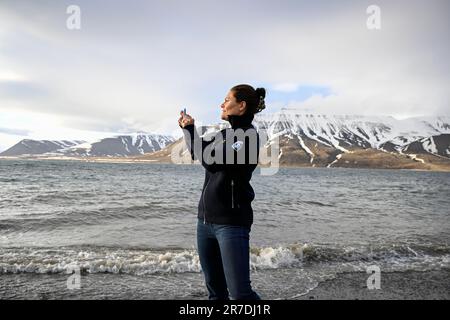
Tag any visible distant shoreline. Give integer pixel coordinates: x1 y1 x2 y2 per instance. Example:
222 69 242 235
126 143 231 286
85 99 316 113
1 156 449 172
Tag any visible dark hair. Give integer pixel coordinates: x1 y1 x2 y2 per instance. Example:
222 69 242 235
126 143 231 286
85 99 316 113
230 84 266 115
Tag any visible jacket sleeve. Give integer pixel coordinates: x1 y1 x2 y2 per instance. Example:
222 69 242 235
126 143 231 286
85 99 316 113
181 124 211 162
181 124 260 173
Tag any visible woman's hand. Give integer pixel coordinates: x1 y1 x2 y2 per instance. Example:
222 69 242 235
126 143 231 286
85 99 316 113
178 111 195 128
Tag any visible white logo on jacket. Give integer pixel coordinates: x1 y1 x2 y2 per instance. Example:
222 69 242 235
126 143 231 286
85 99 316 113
231 141 244 151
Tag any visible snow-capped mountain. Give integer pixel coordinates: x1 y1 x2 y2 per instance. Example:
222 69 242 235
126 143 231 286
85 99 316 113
253 111 450 157
0 133 175 157
66 133 175 157
1 112 449 170
0 139 85 157
141 111 450 170
402 134 450 157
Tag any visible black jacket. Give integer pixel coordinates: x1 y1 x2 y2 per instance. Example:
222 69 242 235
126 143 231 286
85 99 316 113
182 113 260 227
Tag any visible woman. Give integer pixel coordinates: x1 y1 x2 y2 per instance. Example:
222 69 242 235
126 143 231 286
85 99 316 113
178 84 266 300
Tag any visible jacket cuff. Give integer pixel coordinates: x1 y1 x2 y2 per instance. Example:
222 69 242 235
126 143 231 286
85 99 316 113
181 124 195 139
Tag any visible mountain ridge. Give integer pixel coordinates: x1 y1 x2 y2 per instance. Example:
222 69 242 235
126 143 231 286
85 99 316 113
0 133 175 157
137 113 450 171
1 113 449 171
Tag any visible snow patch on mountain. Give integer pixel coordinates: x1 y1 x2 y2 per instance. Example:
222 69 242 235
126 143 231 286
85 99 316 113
253 112 450 158
0 134 176 157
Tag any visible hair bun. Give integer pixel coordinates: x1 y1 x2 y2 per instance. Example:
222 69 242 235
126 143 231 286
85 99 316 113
255 87 266 99
255 87 266 113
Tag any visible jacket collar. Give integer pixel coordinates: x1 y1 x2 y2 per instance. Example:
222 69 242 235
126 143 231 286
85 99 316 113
227 112 254 129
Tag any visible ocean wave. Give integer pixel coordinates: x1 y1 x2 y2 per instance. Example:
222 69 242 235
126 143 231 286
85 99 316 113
0 247 201 275
0 178 20 183
31 191 97 202
0 243 449 275
298 200 335 207
0 204 171 231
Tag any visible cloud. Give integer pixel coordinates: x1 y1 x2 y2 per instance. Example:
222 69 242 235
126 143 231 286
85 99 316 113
0 71 28 82
0 127 30 136
272 83 300 93
0 80 48 100
0 0 448 142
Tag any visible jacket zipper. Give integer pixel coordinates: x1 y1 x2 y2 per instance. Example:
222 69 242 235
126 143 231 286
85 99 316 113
231 179 235 209
202 179 210 224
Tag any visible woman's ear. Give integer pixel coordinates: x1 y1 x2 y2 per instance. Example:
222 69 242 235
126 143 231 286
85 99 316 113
239 101 247 114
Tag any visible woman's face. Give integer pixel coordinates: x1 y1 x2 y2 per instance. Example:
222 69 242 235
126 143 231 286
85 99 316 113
220 90 246 120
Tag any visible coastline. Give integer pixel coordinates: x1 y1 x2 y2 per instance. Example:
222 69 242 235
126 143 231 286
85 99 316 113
1 156 450 172
1 269 448 300
294 269 450 300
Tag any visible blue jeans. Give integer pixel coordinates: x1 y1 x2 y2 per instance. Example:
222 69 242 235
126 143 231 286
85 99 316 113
197 218 261 300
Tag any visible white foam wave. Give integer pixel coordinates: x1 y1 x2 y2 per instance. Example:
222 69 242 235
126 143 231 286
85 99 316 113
0 243 448 275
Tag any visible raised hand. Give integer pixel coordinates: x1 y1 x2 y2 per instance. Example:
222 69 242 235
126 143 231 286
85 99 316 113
178 110 195 128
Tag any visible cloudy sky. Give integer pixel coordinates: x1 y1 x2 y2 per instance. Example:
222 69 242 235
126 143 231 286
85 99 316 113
0 0 449 152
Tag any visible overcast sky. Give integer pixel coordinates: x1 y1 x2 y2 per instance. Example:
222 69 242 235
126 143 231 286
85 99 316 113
0 0 449 151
